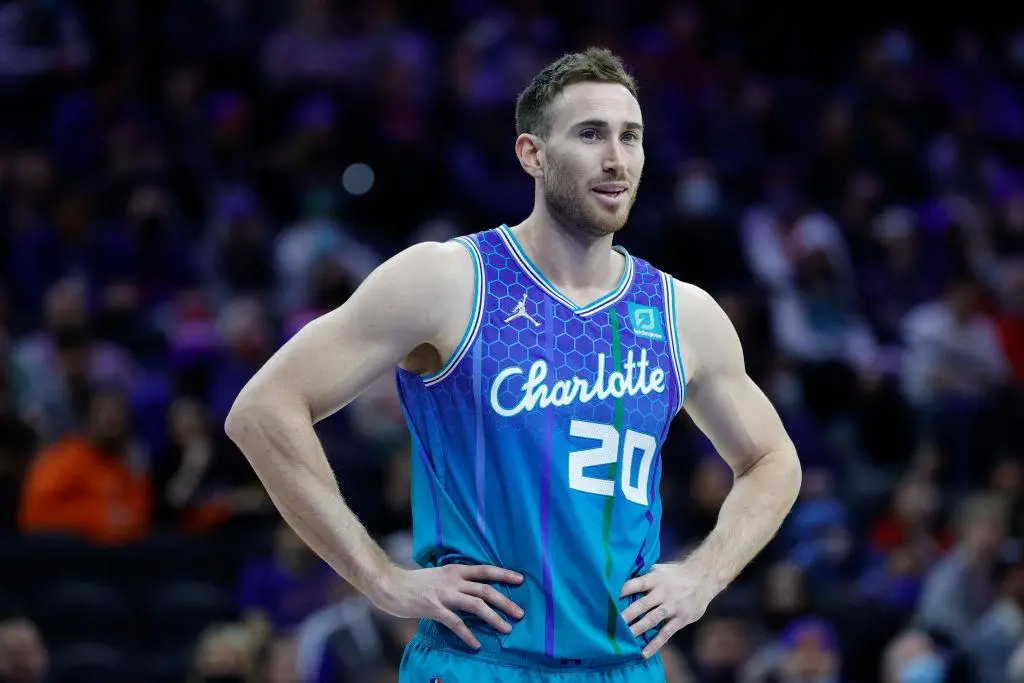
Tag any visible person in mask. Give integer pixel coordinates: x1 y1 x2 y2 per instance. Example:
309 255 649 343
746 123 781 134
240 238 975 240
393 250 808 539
18 387 153 544
882 630 947 683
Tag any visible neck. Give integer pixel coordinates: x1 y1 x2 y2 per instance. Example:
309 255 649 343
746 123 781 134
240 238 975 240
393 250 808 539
511 208 622 297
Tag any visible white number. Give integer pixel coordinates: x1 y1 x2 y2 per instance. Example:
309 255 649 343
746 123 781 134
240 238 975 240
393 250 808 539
568 420 618 497
568 419 658 506
621 429 658 506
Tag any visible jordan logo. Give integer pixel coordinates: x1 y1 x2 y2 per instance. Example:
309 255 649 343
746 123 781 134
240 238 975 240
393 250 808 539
504 293 540 327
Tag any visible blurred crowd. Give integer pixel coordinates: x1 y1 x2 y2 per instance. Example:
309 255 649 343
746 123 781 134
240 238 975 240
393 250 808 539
1 0 1024 682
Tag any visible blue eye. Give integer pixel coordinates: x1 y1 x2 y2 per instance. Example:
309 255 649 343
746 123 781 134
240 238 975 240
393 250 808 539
580 129 600 141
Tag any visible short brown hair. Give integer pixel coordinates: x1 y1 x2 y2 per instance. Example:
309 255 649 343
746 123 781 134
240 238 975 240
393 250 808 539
514 47 638 137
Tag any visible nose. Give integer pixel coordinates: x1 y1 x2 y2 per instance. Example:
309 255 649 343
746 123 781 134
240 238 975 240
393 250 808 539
602 140 625 175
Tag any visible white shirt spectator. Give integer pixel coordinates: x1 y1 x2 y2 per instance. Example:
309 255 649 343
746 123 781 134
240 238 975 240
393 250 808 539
901 298 1010 405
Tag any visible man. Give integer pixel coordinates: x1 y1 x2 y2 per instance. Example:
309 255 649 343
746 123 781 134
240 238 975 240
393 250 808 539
19 387 152 545
226 47 802 682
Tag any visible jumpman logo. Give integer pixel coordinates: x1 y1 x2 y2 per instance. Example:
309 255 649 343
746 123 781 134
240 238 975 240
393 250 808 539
504 293 540 327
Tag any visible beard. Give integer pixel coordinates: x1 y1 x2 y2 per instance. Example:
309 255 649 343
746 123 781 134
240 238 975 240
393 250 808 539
543 154 637 238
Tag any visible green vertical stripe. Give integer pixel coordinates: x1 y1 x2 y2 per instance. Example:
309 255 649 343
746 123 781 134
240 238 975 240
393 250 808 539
603 309 624 653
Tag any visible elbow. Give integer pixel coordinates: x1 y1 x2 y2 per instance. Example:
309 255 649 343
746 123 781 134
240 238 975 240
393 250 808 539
224 399 252 446
224 383 309 448
224 385 270 444
779 443 803 503
748 442 802 503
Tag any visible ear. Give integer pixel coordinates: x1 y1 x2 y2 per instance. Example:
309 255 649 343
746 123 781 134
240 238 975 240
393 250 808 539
515 133 544 179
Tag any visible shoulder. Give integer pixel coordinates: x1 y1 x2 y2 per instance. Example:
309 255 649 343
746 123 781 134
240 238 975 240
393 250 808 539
374 239 476 287
26 438 89 476
669 280 735 339
666 279 744 381
334 239 480 350
358 239 477 312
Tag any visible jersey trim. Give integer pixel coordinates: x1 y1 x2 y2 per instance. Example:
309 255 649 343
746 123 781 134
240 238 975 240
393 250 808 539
660 271 687 414
422 235 485 387
496 224 635 317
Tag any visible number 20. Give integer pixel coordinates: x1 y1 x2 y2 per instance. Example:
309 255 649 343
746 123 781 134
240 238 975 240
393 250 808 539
568 419 657 506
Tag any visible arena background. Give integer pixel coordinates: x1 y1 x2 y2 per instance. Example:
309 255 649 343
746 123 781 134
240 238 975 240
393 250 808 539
1 0 1024 681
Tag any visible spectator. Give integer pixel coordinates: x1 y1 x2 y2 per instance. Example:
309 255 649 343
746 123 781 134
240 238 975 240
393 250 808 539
881 630 948 683
858 206 947 348
915 492 1008 648
964 541 1024 683
236 522 341 643
770 617 841 683
901 273 1012 485
758 562 812 635
767 222 879 423
153 396 267 534
18 387 152 544
11 277 135 443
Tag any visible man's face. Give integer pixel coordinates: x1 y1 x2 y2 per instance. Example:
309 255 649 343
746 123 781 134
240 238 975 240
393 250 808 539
538 81 644 237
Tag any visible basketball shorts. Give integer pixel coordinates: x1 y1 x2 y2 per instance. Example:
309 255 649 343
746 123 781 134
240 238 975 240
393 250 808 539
399 620 665 683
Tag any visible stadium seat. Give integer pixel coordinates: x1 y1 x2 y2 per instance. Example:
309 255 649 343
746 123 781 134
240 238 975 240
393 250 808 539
0 534 111 602
144 581 236 649
115 532 224 593
35 580 132 649
139 645 194 683
48 642 134 683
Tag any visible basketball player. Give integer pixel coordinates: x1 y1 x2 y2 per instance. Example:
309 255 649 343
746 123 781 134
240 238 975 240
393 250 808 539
226 48 802 682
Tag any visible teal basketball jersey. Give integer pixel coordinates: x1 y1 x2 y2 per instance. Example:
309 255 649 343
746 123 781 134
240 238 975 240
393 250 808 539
395 225 686 663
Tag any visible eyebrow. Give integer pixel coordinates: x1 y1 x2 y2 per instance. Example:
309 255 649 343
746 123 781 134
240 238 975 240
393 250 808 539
573 119 644 133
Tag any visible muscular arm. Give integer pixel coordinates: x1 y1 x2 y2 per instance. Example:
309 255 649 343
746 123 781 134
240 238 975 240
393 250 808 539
224 241 472 598
675 282 802 597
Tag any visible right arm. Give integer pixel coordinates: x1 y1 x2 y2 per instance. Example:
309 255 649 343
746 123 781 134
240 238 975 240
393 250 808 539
224 241 523 647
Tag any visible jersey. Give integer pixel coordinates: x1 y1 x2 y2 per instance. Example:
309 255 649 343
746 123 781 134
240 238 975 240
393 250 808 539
395 224 686 663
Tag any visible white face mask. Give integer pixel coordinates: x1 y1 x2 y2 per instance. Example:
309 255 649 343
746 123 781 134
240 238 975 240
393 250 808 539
899 654 946 683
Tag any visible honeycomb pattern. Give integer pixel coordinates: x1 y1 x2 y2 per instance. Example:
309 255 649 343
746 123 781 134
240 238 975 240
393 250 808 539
403 229 681 510
467 232 680 448
396 227 683 658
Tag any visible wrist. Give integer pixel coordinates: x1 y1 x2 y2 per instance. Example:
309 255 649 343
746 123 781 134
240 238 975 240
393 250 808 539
674 555 726 603
364 560 405 605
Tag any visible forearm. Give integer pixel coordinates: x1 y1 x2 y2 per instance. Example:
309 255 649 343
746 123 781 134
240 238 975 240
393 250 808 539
679 447 801 597
226 398 394 598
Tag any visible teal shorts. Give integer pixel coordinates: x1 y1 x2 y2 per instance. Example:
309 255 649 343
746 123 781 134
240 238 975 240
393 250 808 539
399 621 665 683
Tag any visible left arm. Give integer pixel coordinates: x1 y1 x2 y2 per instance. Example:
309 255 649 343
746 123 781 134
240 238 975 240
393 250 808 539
621 282 802 657
672 282 802 594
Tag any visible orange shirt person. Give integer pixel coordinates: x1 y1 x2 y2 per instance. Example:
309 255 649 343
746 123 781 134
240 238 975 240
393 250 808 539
19 388 152 545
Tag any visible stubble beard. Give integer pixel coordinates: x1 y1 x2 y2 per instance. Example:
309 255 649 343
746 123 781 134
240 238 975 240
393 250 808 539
542 155 637 239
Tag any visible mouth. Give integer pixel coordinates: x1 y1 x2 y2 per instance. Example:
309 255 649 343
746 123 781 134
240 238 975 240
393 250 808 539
591 185 629 205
